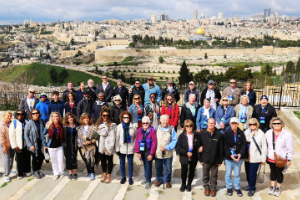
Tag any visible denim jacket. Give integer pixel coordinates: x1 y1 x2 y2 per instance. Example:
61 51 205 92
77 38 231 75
129 104 144 123
196 106 215 130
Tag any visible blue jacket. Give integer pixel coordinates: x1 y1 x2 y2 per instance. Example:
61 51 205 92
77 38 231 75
141 83 162 105
183 89 200 104
64 102 77 117
128 104 144 123
196 106 215 130
76 89 84 103
35 99 51 122
48 100 64 118
215 105 235 134
241 90 256 107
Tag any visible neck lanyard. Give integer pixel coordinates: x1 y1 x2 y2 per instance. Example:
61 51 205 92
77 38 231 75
83 126 88 135
118 87 122 93
4 121 10 128
56 128 59 134
233 132 237 143
69 124 75 134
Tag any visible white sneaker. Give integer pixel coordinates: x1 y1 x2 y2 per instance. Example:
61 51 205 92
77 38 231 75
53 175 59 180
10 171 18 177
4 176 10 182
268 186 275 195
17 176 23 180
25 172 32 177
274 187 281 196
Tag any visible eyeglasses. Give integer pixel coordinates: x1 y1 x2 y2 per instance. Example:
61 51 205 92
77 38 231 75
32 112 39 115
273 123 281 125
229 82 236 84
115 99 121 101
29 91 35 94
102 115 109 117
16 113 25 116
167 98 172 101
150 96 156 98
186 125 193 128
142 122 149 125
123 117 129 119
249 124 257 126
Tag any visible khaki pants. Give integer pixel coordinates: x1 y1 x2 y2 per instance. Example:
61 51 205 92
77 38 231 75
203 162 219 190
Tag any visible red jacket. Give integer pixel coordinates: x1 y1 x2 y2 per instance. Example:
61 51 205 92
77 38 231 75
161 103 180 128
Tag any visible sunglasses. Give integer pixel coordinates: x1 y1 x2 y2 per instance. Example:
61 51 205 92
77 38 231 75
142 122 149 125
223 99 228 101
115 99 121 101
102 115 109 117
102 78 107 79
148 79 154 81
229 82 236 84
123 117 129 119
32 112 39 115
29 91 35 94
134 97 140 99
40 96 47 98
273 123 281 125
16 113 25 116
150 96 156 98
167 98 172 101
249 124 257 126
186 125 193 128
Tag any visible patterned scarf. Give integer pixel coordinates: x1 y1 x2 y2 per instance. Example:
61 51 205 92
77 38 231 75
47 123 64 143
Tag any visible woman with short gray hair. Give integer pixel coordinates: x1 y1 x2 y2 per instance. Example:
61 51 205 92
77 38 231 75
111 94 127 125
234 95 253 130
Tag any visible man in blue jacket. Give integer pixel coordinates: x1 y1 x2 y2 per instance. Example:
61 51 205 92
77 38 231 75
48 91 64 117
35 93 51 122
184 81 200 104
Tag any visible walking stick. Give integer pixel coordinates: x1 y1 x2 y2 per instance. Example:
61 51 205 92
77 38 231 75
162 151 165 189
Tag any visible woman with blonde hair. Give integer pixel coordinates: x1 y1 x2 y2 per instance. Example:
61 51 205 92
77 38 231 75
215 96 235 134
42 112 65 180
161 93 180 131
242 82 256 107
128 94 144 129
77 113 98 181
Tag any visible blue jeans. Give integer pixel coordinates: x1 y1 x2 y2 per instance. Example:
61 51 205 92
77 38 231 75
244 162 260 191
141 152 153 183
119 153 134 178
155 156 173 183
225 159 243 190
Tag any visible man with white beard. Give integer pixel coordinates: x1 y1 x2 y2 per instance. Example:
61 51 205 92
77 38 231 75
86 79 97 103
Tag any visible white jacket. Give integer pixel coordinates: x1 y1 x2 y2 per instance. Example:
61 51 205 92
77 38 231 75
116 123 137 155
97 123 117 155
244 128 267 163
9 120 28 149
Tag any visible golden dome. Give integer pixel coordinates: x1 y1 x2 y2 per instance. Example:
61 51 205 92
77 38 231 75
195 27 205 34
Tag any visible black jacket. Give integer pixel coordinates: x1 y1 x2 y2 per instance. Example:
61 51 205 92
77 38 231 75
63 88 76 102
252 103 277 133
176 131 200 164
62 125 78 151
180 103 200 128
96 82 114 102
200 87 222 107
224 128 247 160
91 100 108 123
128 85 145 106
162 86 180 103
77 98 93 119
113 86 129 108
64 102 77 117
110 103 127 125
86 86 97 103
198 129 224 164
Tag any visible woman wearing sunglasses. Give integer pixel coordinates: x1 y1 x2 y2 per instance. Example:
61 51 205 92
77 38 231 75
24 109 46 179
265 117 294 197
161 94 180 131
176 120 200 192
134 116 157 189
9 109 31 180
129 94 144 129
243 118 267 197
116 111 137 185
95 106 117 183
215 96 235 134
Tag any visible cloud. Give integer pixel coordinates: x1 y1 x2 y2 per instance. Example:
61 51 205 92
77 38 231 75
0 0 299 24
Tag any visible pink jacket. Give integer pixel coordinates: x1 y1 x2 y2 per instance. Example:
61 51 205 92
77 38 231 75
0 120 11 148
134 127 157 156
265 128 294 161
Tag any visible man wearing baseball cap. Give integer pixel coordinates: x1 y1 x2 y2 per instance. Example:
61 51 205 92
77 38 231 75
222 79 241 107
162 80 180 103
200 80 221 110
35 93 51 122
183 81 200 104
252 95 277 133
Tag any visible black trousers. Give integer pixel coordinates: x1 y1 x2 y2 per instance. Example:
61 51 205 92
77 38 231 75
31 140 44 172
181 161 197 186
15 148 31 176
269 162 284 183
79 147 95 174
99 153 113 174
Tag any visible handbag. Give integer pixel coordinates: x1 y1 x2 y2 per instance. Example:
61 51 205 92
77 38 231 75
273 131 286 168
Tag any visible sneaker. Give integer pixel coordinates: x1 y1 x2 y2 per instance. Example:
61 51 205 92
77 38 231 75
33 171 41 179
86 173 91 178
274 187 281 196
141 179 146 185
129 178 133 185
10 171 18 177
60 175 64 179
235 189 243 197
145 182 151 189
73 174 78 181
25 172 32 177
248 191 255 197
243 185 250 191
4 176 10 182
120 177 126 184
227 188 233 196
90 173 95 181
38 171 45 178
268 186 275 195
68 174 73 180
53 175 59 180
105 175 112 183
17 176 23 180
186 184 191 192
180 185 186 192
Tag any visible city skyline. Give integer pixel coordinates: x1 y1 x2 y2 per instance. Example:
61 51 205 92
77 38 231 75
1 0 300 25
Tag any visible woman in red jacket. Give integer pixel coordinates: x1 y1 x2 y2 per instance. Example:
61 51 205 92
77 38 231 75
161 94 180 131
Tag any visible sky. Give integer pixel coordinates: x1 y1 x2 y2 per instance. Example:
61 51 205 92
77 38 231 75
0 0 299 25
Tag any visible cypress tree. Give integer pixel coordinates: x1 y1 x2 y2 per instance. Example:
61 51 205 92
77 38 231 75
178 61 192 86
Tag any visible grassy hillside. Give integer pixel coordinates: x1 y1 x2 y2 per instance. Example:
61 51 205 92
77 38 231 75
0 63 117 87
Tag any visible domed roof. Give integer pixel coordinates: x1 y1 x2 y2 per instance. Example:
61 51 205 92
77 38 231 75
195 27 205 35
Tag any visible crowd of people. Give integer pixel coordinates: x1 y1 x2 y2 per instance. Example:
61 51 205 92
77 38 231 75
0 75 294 197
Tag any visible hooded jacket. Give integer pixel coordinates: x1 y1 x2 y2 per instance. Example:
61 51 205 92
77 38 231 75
36 99 51 122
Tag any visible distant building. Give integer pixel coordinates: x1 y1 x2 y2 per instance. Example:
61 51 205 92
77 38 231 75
193 9 198 20
160 14 168 21
24 20 29 25
189 26 212 42
30 19 32 25
151 14 157 24
264 8 271 18
201 14 204 19
218 12 223 20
